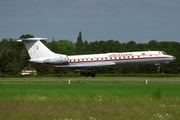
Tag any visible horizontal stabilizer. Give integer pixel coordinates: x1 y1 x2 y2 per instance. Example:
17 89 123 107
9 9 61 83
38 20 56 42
17 38 47 42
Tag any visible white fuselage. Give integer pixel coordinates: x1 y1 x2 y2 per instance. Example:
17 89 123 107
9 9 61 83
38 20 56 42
48 51 175 69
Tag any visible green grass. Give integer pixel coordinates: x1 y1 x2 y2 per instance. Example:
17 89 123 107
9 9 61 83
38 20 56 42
0 81 180 119
0 81 180 98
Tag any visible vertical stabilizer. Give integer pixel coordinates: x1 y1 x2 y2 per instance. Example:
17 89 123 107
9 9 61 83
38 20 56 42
19 38 57 59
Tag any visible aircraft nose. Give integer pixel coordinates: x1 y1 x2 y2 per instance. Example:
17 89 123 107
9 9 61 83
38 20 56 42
173 56 176 60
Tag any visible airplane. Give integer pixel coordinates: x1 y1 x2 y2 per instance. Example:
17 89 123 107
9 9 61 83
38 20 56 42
17 38 176 77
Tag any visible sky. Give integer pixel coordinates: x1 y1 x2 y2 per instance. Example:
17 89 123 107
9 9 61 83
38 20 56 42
0 0 180 43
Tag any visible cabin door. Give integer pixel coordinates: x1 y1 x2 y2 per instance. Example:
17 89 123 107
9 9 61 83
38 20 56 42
149 55 154 61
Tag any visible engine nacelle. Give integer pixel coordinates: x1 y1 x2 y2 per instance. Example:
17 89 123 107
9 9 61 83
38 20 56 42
44 56 68 65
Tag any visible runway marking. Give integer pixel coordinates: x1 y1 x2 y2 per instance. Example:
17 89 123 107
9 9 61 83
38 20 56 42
0 78 180 82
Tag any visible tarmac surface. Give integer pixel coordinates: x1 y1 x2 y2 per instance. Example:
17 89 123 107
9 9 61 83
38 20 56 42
0 78 180 82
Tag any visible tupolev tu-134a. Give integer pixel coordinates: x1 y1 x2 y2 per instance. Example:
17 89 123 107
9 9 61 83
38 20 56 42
17 38 176 77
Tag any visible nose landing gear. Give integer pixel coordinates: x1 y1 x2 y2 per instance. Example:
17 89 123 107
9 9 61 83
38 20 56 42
157 65 160 72
154 63 160 72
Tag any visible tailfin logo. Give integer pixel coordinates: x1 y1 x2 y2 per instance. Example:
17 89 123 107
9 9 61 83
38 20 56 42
36 46 39 50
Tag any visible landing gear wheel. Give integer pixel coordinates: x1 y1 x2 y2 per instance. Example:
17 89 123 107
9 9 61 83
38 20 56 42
81 71 96 77
85 72 91 77
91 73 95 77
85 73 89 77
80 71 85 76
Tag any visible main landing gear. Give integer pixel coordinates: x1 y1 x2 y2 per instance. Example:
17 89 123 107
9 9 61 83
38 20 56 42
157 65 160 72
80 71 95 77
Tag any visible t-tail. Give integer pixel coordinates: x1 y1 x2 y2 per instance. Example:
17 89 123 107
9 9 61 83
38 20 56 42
17 38 68 64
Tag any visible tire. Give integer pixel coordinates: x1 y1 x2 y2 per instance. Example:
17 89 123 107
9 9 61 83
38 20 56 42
80 71 85 76
91 73 95 77
85 73 89 77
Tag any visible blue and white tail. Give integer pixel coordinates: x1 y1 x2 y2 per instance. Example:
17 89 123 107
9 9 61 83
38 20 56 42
17 38 57 59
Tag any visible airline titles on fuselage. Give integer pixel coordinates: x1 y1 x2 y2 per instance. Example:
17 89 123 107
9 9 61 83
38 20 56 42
108 53 133 57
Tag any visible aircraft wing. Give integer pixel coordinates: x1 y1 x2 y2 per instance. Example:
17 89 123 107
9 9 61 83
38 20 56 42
51 62 116 69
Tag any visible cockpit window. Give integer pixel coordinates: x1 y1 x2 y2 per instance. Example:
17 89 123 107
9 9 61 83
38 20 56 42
162 52 166 55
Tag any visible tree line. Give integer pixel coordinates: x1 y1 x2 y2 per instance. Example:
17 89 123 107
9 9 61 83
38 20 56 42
0 33 180 76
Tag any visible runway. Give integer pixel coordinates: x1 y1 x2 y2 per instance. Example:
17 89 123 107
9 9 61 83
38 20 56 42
0 78 180 82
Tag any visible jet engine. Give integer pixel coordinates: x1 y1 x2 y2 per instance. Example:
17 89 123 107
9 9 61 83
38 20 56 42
44 56 68 65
